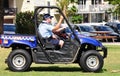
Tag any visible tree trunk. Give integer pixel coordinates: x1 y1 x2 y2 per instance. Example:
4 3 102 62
0 0 4 34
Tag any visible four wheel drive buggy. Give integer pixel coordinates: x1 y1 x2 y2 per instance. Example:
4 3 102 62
0 6 107 72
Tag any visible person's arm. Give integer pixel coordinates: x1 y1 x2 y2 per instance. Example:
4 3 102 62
52 16 63 32
56 26 66 32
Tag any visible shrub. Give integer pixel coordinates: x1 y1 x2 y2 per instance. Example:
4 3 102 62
16 11 35 34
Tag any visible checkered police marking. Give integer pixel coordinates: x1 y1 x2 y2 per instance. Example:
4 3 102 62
1 35 35 41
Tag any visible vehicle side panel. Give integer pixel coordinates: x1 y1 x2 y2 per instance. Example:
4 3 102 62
0 35 37 48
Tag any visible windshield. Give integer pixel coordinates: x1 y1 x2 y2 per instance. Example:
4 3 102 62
79 26 95 32
97 26 114 32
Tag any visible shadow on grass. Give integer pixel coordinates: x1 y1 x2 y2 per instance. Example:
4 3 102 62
5 66 107 72
30 66 82 72
30 66 107 73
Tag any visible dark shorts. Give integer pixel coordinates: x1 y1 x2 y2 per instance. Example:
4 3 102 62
49 38 59 45
48 38 59 45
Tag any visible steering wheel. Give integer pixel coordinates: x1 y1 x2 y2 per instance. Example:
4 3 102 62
54 28 69 39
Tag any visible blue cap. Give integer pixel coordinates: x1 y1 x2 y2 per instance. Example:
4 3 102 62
43 14 53 20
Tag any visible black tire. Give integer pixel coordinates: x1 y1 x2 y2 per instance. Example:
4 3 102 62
7 49 32 72
79 50 103 72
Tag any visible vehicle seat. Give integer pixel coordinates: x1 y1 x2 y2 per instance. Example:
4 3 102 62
37 31 55 50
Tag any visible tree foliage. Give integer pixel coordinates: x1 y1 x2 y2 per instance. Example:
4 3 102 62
106 0 120 15
56 0 83 23
71 14 83 24
56 0 78 17
107 0 120 5
68 6 83 23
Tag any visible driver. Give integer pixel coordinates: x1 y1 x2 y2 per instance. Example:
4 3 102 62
38 13 65 48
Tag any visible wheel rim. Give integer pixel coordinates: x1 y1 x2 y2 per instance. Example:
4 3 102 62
86 55 99 69
12 54 26 68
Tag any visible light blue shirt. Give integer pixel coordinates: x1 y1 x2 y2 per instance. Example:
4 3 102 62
38 21 54 38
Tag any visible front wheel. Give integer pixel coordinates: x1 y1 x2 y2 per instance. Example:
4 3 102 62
7 49 32 72
79 50 104 72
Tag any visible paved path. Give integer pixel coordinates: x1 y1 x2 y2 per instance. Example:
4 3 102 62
102 42 120 45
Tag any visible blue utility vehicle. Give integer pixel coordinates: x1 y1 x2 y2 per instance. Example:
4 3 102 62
0 6 107 72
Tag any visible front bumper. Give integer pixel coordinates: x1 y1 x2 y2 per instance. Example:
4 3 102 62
102 46 107 58
97 46 107 58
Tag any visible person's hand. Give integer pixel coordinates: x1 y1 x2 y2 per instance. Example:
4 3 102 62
60 15 63 20
52 34 57 39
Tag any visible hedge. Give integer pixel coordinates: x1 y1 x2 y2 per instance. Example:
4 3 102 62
16 11 35 34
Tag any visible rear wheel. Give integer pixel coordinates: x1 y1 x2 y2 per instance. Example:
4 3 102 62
79 50 103 72
7 49 32 72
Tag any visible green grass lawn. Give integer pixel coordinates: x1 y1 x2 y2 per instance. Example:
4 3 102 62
0 45 120 76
